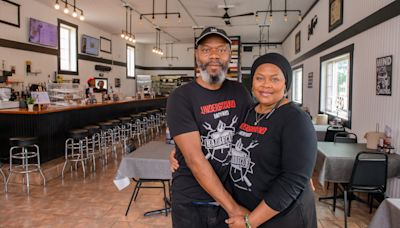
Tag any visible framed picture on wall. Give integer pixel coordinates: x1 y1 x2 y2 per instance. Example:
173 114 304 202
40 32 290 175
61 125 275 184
115 78 121 88
100 36 112 54
329 0 343 32
376 55 392 96
295 31 301 54
0 0 20 27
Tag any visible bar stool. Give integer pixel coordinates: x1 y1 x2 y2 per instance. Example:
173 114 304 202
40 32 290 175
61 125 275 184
62 129 89 178
83 125 102 170
1 161 8 192
6 137 46 193
99 122 117 163
139 112 149 143
130 114 143 146
118 117 132 154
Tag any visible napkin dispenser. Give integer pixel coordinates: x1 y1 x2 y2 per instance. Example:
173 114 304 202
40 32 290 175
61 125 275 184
316 114 328 125
364 131 385 149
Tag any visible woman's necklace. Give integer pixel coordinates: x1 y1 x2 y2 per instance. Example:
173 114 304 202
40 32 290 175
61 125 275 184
254 98 284 126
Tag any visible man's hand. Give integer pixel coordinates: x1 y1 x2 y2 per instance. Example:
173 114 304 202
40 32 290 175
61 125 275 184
225 215 246 228
169 148 179 172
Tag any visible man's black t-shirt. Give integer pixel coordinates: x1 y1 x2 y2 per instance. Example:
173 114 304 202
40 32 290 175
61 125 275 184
167 79 252 204
230 102 317 213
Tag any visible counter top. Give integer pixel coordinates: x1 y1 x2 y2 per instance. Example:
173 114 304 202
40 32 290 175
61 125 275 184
0 97 167 115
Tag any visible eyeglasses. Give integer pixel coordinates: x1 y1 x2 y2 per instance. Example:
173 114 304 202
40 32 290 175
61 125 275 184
198 46 230 56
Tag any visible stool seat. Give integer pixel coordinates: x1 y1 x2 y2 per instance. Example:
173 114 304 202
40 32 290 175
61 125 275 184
83 125 100 135
99 122 113 130
108 119 121 124
9 137 38 147
119 117 132 124
69 129 89 140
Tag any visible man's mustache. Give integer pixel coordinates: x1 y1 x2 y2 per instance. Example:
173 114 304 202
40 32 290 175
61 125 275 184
204 61 223 67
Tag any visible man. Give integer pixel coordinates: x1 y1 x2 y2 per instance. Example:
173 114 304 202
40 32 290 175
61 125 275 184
167 27 253 228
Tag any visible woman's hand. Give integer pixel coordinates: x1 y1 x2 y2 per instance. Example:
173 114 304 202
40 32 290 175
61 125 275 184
225 215 246 228
169 149 179 172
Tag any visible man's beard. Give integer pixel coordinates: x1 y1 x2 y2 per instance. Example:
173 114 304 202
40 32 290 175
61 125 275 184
197 60 228 85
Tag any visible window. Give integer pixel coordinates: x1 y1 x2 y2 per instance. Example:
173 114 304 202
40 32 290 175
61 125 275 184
319 44 354 128
291 65 303 104
127 44 135 78
58 19 78 75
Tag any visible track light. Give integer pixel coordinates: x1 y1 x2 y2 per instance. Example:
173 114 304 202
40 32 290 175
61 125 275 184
54 0 85 21
178 14 182 23
255 13 259 22
256 0 302 23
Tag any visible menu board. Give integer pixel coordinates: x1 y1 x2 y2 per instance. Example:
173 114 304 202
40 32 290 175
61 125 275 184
195 36 242 82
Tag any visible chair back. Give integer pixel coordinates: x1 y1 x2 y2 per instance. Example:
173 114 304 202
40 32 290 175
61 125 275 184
324 125 345 142
349 152 388 192
334 132 357 143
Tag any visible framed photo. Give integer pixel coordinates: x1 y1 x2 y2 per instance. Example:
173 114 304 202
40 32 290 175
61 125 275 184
100 36 112 54
329 0 343 32
376 55 392 96
0 0 20 27
295 31 301 54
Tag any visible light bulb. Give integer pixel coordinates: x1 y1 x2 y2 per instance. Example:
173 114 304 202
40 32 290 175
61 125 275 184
178 17 182 24
125 36 129 40
128 36 133 42
54 3 60 10
72 11 78 18
64 7 69 14
255 14 259 22
298 14 302 22
121 33 125 38
269 14 273 22
284 14 288 22
132 39 136 43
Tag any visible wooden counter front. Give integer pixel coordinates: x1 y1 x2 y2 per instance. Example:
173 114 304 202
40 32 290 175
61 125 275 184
0 97 167 163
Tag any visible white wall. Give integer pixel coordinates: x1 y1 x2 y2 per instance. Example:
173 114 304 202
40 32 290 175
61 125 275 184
0 0 140 96
282 0 400 151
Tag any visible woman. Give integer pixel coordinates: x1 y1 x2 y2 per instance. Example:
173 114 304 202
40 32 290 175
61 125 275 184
226 53 317 227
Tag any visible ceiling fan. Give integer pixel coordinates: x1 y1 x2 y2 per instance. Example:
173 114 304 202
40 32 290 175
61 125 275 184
196 5 254 26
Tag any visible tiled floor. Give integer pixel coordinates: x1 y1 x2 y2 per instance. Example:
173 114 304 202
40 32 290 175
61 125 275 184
0 147 374 228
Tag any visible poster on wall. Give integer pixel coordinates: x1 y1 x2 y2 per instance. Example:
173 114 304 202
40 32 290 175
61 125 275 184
376 55 392 96
115 78 121 88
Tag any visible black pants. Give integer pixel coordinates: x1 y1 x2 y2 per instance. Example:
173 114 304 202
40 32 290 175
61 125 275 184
259 186 317 228
172 202 228 228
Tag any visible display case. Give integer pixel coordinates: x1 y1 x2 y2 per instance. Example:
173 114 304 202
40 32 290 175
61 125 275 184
47 83 84 106
153 74 193 96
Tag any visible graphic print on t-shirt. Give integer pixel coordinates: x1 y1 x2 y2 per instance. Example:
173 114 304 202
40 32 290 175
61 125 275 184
230 138 257 191
201 116 238 165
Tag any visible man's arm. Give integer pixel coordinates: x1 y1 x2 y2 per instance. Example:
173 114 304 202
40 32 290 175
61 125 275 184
174 131 249 217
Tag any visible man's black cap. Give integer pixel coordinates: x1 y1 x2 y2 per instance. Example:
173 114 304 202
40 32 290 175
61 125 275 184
195 27 232 47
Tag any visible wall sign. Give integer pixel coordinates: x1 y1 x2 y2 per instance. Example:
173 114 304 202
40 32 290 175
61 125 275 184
307 72 313 88
376 55 392 96
308 15 318 40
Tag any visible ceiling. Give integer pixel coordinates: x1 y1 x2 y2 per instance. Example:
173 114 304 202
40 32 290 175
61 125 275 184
35 0 316 44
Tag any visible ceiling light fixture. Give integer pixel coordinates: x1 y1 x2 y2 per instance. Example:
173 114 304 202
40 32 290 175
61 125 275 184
54 0 85 21
256 0 302 23
120 5 136 44
152 28 163 55
140 0 181 25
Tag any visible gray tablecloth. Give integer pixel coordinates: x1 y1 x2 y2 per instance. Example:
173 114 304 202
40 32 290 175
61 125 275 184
315 142 400 186
117 141 175 180
369 198 400 228
314 124 329 141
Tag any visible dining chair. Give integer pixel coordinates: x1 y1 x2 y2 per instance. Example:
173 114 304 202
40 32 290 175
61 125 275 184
324 125 346 142
334 132 357 143
343 152 388 228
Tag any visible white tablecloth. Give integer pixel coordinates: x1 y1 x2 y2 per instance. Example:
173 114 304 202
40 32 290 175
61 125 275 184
369 198 400 228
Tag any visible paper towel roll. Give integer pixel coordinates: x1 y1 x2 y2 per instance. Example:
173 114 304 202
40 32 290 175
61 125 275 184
364 132 385 149
316 114 328 125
